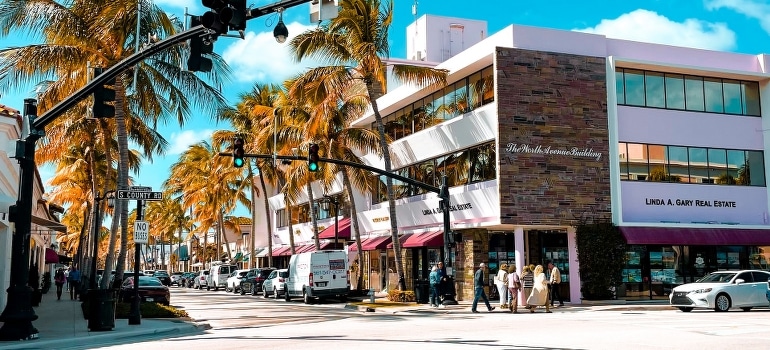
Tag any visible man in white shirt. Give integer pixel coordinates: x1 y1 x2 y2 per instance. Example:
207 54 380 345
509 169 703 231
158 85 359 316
547 261 563 307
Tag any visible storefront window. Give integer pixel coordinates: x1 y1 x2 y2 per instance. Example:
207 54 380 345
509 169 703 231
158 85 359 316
488 233 516 276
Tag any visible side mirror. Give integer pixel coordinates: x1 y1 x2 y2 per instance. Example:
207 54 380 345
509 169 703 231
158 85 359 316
735 278 745 284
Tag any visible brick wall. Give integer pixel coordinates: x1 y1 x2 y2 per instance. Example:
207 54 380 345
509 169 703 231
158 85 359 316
496 47 611 226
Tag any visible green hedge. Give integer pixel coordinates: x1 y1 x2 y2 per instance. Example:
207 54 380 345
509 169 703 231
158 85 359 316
575 222 627 300
115 302 189 318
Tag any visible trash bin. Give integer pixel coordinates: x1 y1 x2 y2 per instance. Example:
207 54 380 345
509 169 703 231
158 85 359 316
441 276 458 305
87 289 116 331
414 279 429 304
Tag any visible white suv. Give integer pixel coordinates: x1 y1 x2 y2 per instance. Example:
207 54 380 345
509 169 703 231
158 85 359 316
193 270 209 289
262 269 288 299
226 269 249 293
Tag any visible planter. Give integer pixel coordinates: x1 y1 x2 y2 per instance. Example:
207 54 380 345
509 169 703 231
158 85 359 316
87 289 116 331
31 289 42 307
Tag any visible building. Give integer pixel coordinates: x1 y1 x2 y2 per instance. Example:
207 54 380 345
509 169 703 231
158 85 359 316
262 14 770 303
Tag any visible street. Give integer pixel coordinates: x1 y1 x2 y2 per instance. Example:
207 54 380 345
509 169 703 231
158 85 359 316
67 286 770 350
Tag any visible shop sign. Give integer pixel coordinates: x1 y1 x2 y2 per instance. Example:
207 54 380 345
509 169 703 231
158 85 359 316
645 198 737 208
422 202 473 215
506 143 602 161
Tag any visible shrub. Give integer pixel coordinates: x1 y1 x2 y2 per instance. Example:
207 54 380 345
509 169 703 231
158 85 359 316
576 221 627 300
386 289 415 302
115 302 189 318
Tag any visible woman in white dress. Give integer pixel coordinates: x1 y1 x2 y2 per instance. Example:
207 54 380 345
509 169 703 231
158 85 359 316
525 265 551 313
494 264 509 308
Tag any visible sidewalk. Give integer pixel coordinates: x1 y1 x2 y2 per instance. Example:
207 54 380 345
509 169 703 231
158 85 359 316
344 291 674 313
0 287 203 350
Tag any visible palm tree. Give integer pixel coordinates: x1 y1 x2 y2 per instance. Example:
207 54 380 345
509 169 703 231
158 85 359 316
289 0 447 289
0 0 229 286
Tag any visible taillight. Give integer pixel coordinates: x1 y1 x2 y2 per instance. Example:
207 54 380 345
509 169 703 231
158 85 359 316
309 272 314 287
346 270 350 286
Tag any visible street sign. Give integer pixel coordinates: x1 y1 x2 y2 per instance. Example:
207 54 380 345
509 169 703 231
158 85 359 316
117 190 163 201
129 186 152 192
134 221 149 244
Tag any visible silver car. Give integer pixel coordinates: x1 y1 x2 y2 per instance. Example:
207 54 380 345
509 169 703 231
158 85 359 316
670 270 770 312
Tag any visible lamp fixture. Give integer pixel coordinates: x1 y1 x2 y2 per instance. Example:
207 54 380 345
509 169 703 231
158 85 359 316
273 8 288 43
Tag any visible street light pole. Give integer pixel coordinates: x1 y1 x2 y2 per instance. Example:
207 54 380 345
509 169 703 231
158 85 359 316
0 99 42 341
321 195 340 249
128 200 144 325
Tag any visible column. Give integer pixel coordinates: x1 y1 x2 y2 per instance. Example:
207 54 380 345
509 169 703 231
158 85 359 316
514 227 525 306
567 226 580 305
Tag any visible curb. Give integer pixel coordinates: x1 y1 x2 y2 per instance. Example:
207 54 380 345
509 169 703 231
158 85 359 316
0 321 205 350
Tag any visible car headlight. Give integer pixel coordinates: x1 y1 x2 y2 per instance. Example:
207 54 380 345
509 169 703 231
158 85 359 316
687 288 712 294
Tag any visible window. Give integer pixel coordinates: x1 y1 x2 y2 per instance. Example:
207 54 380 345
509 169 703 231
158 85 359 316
626 143 648 181
703 77 724 113
615 68 625 104
624 69 646 106
708 149 728 183
618 143 630 180
746 151 766 186
276 209 288 228
684 76 705 111
668 146 689 183
664 74 685 110
647 145 668 182
722 80 742 115
727 150 745 183
645 71 665 108
688 148 708 183
742 81 761 116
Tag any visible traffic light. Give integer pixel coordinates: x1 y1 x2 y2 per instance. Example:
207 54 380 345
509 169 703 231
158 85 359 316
92 67 116 118
307 143 320 172
188 16 214 72
233 137 245 168
201 0 248 35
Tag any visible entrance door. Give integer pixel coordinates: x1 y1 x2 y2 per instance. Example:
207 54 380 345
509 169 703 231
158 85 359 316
527 230 570 302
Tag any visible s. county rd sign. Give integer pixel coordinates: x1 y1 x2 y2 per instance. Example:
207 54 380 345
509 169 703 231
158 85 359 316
117 190 163 201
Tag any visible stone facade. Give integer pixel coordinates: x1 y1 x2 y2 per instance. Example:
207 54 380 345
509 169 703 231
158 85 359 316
496 47 611 226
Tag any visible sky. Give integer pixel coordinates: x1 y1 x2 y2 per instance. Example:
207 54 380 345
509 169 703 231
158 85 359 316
3 0 770 209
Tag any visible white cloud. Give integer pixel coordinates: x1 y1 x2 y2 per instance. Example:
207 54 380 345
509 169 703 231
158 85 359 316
221 21 331 83
706 0 770 35
167 129 214 155
154 0 199 12
573 9 736 51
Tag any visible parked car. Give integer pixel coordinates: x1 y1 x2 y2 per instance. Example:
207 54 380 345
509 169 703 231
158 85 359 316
262 269 288 299
670 270 770 312
182 272 197 288
152 270 172 286
240 268 276 296
143 270 155 276
119 276 170 306
226 269 250 293
170 272 184 287
193 270 209 289
207 264 236 291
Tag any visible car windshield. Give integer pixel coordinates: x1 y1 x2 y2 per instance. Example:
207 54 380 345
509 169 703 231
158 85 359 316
696 272 736 283
129 277 163 287
259 270 273 278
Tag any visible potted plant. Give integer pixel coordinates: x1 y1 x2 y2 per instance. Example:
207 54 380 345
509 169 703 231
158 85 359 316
41 271 52 294
28 264 42 306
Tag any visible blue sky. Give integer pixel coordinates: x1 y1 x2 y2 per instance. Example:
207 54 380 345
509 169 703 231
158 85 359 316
3 0 770 203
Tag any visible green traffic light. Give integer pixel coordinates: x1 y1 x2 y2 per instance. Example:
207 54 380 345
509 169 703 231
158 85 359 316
308 163 318 172
234 158 244 168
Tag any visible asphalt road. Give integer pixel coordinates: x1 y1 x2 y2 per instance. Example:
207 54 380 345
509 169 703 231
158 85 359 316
89 287 770 350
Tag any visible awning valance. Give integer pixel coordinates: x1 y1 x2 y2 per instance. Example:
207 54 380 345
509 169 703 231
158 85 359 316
350 236 392 251
32 215 66 233
620 226 770 245
318 218 352 239
402 230 443 248
44 248 59 264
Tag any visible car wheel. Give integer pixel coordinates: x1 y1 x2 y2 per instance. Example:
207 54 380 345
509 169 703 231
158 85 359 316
284 289 291 302
741 307 752 312
207 285 210 291
678 307 693 312
262 286 269 298
240 285 246 295
213 286 218 291
273 287 279 299
303 289 312 304
714 293 730 312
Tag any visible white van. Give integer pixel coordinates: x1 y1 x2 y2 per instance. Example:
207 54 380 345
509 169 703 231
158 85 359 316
284 250 349 304
207 263 236 291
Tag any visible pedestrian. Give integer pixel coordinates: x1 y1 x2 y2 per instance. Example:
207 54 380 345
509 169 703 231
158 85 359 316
429 265 441 308
68 265 81 300
494 263 508 309
471 263 495 313
64 267 70 292
54 268 66 300
506 265 521 313
547 260 564 307
520 265 533 310
436 261 448 306
526 265 551 313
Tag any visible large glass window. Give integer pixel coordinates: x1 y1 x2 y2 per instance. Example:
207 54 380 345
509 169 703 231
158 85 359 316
616 68 760 117
619 143 765 187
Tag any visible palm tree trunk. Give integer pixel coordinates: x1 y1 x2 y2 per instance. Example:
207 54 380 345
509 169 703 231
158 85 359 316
366 79 405 291
218 211 233 262
307 182 319 250
257 163 273 267
342 168 364 291
101 78 128 290
286 194 295 255
75 205 92 272
249 167 256 269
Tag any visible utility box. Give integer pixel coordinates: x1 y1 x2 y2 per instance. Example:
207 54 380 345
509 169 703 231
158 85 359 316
310 0 338 23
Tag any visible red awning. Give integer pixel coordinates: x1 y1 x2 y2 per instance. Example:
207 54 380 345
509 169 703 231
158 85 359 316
350 236 392 251
620 226 770 245
387 233 414 248
318 218 352 239
45 248 59 264
302 242 334 253
271 246 290 257
402 230 444 248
